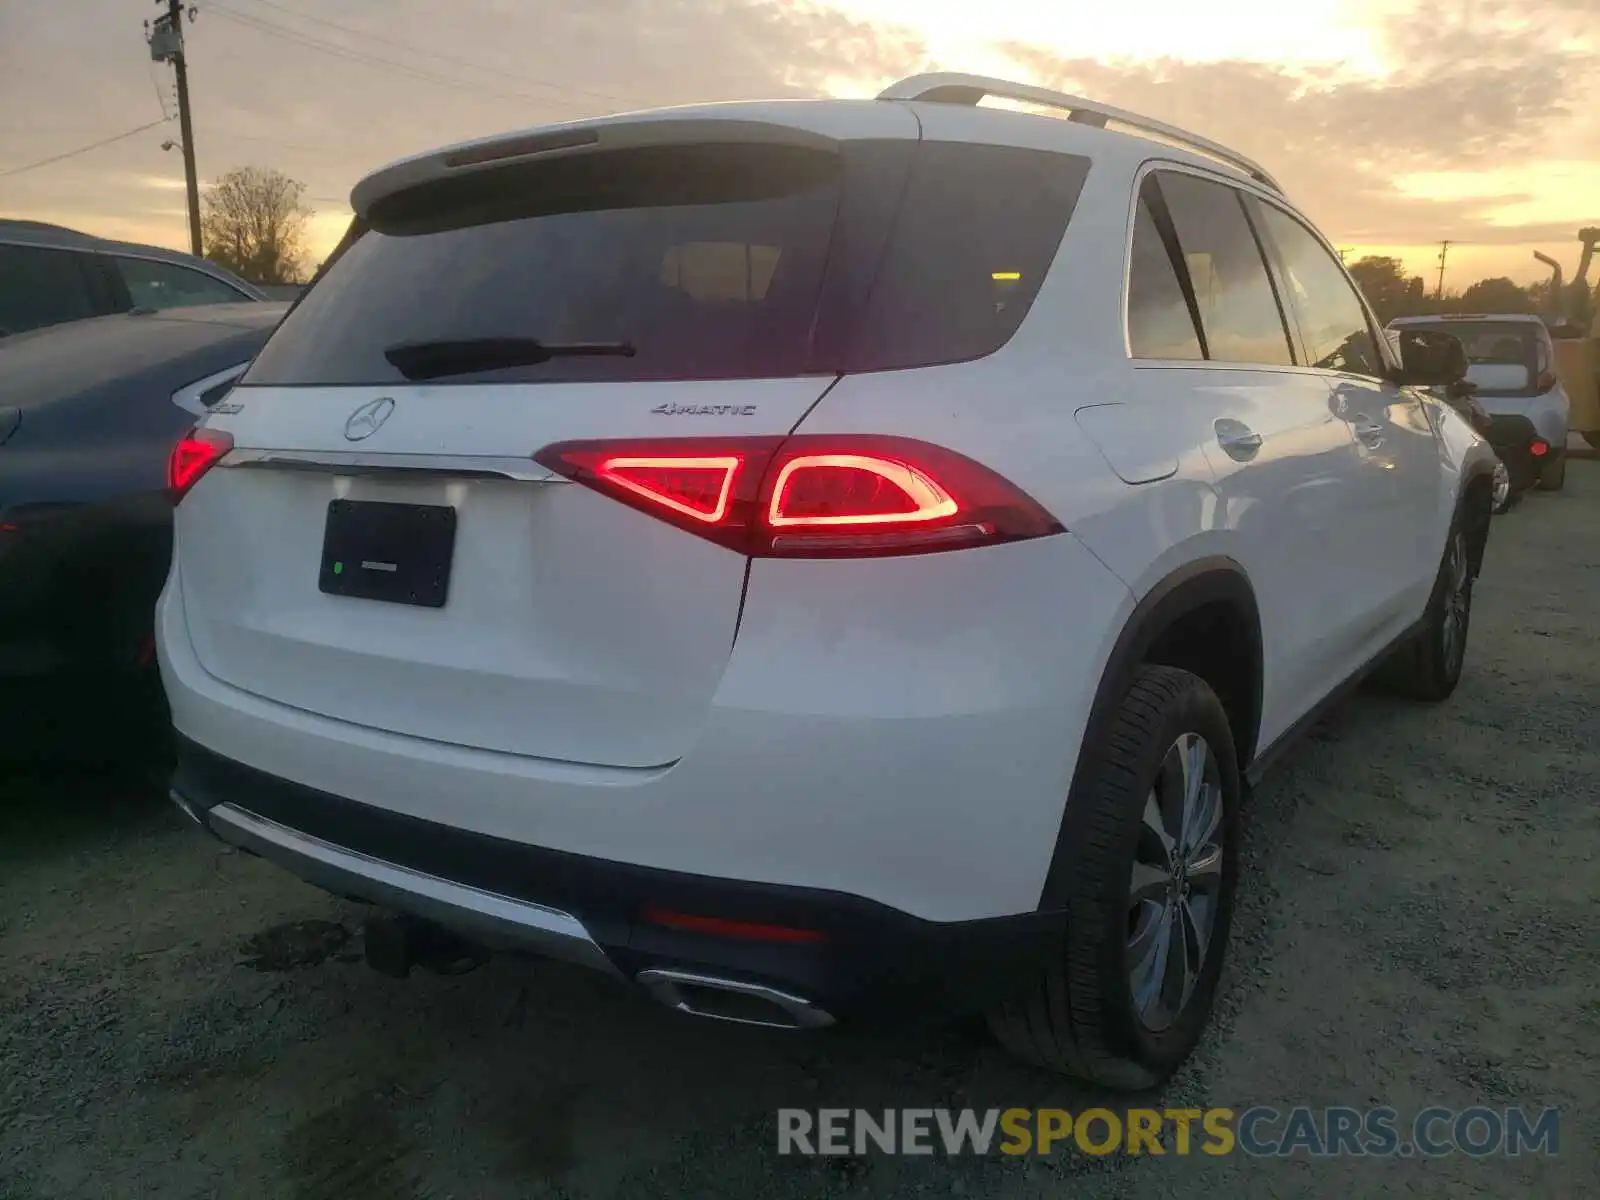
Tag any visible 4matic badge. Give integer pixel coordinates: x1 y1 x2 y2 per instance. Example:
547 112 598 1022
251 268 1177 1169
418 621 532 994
651 403 757 417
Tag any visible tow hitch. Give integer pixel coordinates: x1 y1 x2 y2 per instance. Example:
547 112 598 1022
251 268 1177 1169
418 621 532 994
362 913 490 978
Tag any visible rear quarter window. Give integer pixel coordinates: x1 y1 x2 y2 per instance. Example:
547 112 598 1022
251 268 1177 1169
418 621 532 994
844 142 1089 372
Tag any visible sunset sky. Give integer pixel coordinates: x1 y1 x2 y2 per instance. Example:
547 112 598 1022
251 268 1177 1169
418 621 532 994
2 0 1595 288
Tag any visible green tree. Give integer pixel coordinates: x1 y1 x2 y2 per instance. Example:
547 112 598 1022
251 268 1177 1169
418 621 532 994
200 166 311 285
1454 276 1532 314
1347 256 1431 322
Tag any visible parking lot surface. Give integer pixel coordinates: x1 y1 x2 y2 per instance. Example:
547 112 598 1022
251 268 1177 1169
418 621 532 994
3 470 1597 1199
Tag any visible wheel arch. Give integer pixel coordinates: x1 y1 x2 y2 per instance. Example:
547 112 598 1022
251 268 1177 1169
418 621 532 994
1457 458 1496 578
1038 556 1262 911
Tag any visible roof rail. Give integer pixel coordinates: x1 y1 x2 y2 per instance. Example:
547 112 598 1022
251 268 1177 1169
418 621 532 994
878 72 1282 193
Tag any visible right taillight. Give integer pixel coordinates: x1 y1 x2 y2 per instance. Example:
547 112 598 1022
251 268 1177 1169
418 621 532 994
168 427 233 501
534 434 1062 558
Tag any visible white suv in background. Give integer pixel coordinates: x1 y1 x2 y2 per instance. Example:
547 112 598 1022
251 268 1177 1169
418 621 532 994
160 73 1497 1087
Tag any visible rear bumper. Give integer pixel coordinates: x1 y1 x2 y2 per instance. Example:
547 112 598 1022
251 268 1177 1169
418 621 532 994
157 531 1133 923
1484 414 1559 490
172 736 1066 1021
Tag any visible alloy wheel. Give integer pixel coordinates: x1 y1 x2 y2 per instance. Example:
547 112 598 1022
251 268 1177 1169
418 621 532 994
1491 462 1510 512
1126 732 1225 1032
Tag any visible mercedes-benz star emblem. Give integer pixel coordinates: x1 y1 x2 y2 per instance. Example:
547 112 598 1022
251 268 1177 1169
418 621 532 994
344 397 395 441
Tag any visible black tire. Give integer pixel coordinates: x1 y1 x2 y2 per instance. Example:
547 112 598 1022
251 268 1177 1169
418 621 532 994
1380 512 1473 702
1539 454 1566 491
987 665 1240 1089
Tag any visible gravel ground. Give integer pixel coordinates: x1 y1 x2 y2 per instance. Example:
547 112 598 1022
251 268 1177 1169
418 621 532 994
4 469 1598 1199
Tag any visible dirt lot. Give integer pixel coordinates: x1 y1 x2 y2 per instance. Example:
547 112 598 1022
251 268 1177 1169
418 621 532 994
4 470 1598 1199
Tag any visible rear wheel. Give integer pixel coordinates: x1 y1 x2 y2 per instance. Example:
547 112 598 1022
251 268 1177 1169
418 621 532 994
1491 460 1513 514
988 665 1239 1088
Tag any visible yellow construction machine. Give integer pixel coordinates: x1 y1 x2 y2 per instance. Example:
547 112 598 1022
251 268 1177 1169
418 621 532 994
1536 227 1600 448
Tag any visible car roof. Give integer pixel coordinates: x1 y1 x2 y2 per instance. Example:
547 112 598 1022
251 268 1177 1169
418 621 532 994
0 219 268 298
352 92 1275 219
0 302 288 412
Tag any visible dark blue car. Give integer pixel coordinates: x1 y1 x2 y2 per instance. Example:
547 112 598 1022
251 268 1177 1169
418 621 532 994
1 302 287 755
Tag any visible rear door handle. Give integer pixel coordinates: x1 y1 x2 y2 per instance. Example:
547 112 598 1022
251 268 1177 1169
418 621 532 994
1214 418 1262 461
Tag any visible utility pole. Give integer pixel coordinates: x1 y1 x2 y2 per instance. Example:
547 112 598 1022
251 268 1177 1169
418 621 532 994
1337 247 1354 264
1435 240 1452 301
149 0 202 256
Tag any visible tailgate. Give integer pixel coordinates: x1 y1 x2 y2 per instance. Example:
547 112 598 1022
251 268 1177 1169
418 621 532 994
180 380 831 767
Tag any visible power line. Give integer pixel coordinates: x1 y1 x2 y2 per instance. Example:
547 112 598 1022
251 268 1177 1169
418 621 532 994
0 118 173 180
206 5 603 111
206 129 362 156
235 0 635 107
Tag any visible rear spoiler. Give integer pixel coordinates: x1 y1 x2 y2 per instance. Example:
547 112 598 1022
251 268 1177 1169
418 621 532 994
350 116 843 221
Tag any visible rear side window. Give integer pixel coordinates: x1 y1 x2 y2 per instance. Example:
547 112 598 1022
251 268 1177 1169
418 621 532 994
244 140 1088 386
1254 205 1383 378
1155 172 1293 367
0 244 98 335
1127 195 1203 360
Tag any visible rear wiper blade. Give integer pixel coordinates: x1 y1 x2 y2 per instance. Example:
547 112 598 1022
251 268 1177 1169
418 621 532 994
384 337 635 381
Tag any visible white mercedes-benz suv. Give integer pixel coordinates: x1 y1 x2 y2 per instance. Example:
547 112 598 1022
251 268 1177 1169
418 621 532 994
160 74 1497 1087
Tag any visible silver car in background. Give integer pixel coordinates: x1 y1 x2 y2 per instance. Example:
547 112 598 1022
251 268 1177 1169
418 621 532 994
1389 313 1570 498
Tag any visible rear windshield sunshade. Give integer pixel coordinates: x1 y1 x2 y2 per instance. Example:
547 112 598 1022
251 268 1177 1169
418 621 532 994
243 139 1090 387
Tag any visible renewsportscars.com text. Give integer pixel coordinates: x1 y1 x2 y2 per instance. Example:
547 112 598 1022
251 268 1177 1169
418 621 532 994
777 1106 1560 1159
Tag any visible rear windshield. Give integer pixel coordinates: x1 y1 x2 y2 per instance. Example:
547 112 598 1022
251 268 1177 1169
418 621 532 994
243 139 1088 386
1400 320 1549 396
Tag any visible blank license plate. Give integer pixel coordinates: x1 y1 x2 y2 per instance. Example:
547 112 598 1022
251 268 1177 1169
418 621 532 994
318 499 455 608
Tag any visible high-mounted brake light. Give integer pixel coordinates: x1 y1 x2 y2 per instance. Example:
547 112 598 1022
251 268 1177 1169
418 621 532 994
168 427 233 500
534 434 1062 558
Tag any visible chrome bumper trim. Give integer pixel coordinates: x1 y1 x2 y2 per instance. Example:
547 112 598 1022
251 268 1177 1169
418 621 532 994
204 801 621 978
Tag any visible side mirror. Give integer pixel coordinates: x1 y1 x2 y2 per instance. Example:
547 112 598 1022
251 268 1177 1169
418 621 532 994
1395 328 1468 387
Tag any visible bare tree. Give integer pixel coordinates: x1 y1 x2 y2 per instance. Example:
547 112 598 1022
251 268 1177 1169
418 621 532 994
200 166 311 285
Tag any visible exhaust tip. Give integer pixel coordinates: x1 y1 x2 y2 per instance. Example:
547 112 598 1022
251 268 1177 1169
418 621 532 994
637 968 834 1030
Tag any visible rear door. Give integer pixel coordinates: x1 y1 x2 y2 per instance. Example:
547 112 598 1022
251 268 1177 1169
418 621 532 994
177 131 916 769
1138 169 1371 739
1251 200 1441 637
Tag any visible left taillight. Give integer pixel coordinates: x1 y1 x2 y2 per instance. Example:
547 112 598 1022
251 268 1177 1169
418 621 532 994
534 434 1063 558
168 427 233 501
